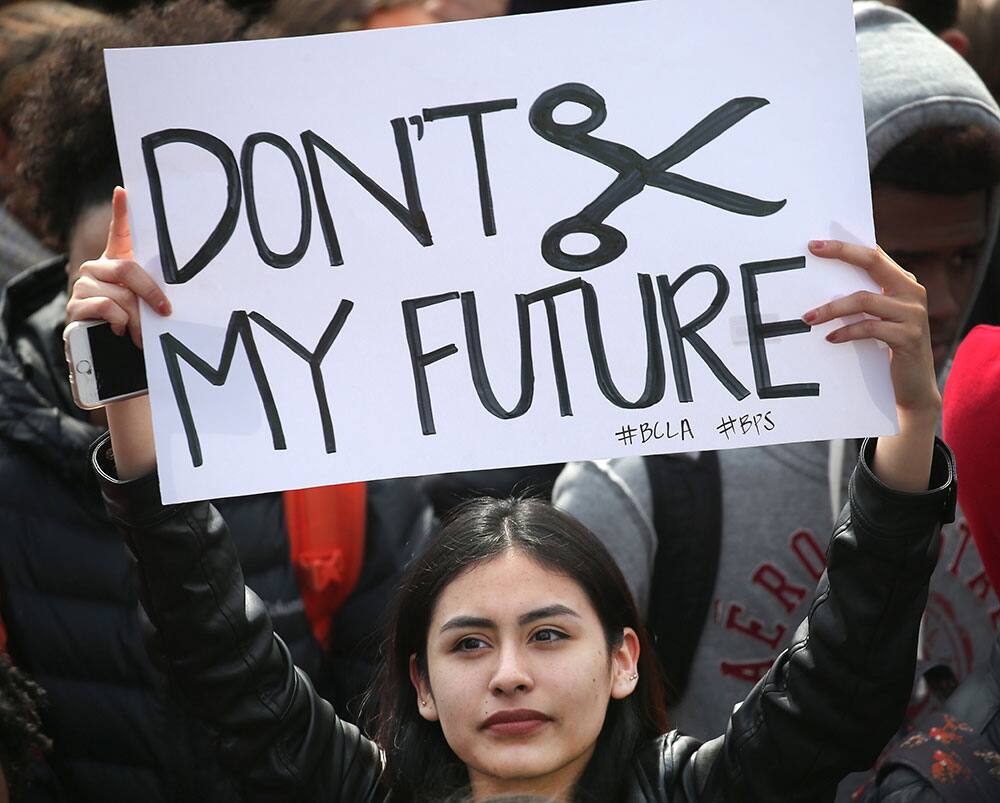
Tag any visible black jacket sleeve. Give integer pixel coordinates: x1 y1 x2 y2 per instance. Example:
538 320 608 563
91 434 387 803
634 437 957 802
95 433 956 803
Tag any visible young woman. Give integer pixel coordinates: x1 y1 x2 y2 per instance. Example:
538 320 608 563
74 188 956 802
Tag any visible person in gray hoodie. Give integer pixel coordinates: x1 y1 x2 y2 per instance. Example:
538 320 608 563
669 0 1000 739
557 0 1000 779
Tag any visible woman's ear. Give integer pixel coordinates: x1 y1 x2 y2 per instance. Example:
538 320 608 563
409 653 439 721
610 627 641 700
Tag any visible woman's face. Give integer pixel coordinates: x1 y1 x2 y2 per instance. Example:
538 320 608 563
411 549 640 800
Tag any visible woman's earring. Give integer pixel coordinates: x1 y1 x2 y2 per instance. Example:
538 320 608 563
419 699 427 706
628 673 638 682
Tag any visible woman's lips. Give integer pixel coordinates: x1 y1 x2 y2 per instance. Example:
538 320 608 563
481 708 552 736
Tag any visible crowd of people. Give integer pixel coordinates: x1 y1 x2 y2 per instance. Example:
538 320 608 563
0 0 999 801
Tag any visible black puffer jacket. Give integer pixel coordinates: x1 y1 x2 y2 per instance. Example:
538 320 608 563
94 430 956 802
0 260 433 802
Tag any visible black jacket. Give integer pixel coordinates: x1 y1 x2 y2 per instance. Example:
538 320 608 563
0 260 431 801
94 432 956 802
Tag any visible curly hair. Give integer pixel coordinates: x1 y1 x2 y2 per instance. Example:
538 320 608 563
0 654 51 797
12 0 261 244
0 1 108 132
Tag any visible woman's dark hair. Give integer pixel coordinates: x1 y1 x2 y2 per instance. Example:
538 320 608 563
11 0 261 245
372 496 667 803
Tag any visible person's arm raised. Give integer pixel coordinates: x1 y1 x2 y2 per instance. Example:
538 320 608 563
659 241 954 801
65 187 171 479
803 239 941 491
78 189 387 798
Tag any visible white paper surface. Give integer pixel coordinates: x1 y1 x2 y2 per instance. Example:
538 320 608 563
105 0 894 504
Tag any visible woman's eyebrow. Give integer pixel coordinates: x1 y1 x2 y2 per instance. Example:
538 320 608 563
439 615 495 634
438 604 580 633
518 604 580 626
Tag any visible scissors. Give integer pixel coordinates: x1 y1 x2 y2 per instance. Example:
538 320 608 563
529 82 787 273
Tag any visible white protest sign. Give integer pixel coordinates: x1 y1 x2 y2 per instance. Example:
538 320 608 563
105 0 893 504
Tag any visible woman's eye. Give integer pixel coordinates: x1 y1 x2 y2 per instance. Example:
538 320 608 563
454 636 488 652
531 628 568 644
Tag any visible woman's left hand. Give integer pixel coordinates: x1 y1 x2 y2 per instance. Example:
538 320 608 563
803 239 940 491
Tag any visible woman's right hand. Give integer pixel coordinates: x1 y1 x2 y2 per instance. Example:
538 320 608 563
67 187 171 347
67 187 171 480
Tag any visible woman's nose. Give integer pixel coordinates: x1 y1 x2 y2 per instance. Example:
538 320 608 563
488 646 534 695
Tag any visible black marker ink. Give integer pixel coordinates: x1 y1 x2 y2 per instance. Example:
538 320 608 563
529 83 786 272
248 301 353 454
460 290 534 419
402 292 460 435
142 128 242 285
423 98 518 236
241 132 312 269
160 311 284 467
302 118 431 267
580 274 665 408
656 265 750 403
740 257 819 399
518 280 584 417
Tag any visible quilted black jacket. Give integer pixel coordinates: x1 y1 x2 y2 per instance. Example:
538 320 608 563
94 434 956 802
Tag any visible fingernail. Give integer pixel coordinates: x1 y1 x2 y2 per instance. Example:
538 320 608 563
809 240 826 251
802 309 817 324
158 300 171 315
826 330 840 343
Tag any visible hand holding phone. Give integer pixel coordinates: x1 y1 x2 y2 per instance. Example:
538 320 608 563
64 187 171 480
64 319 148 409
65 191 171 348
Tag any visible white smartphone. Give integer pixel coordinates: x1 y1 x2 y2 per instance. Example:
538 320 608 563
63 320 148 409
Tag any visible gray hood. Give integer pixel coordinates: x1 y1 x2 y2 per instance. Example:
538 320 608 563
856 1 1000 365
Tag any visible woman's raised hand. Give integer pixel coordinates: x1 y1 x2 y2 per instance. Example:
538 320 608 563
804 239 940 491
66 187 168 479
66 186 171 348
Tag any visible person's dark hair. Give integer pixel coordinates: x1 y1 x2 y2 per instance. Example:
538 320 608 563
872 124 1000 195
371 496 668 803
0 1 108 133
898 0 959 33
0 654 51 798
11 0 260 245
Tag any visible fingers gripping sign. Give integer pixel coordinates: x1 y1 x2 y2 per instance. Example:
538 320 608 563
803 239 938 418
67 187 172 349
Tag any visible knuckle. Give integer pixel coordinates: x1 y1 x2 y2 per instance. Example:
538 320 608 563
862 319 878 337
76 276 100 296
96 298 119 319
112 260 136 283
106 261 125 283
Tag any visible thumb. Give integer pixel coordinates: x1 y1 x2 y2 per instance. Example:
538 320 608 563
104 186 134 261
